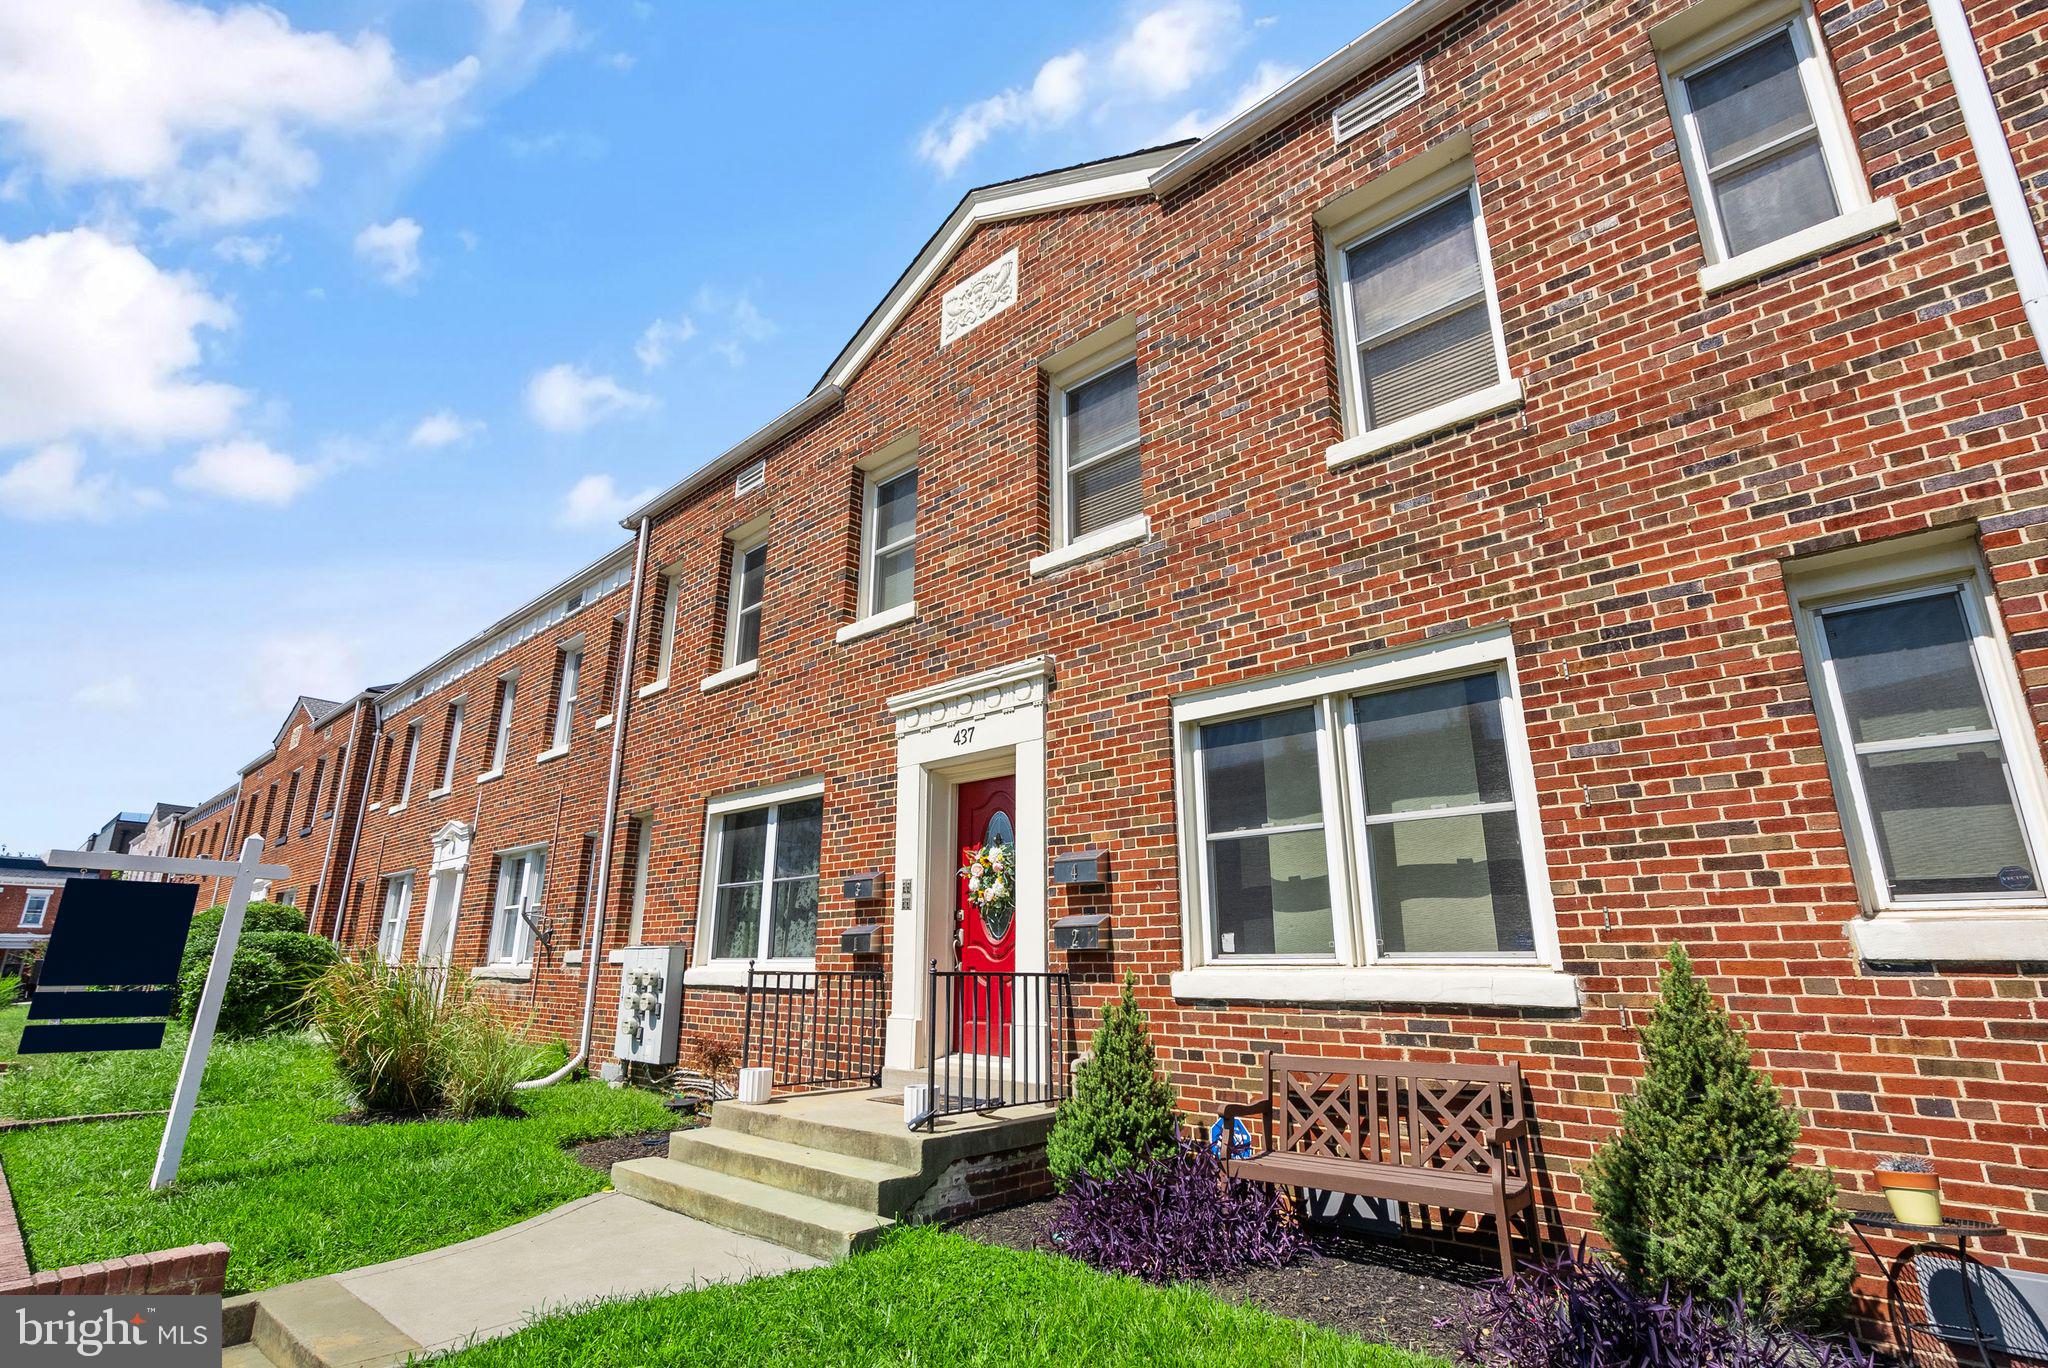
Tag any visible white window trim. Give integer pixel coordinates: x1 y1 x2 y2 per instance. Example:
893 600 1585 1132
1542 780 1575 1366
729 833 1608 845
393 722 420 812
854 451 920 623
648 566 683 690
1047 348 1143 554
549 641 583 753
1788 534 2048 951
1169 629 1574 1008
700 658 760 693
836 599 919 644
1658 0 1885 285
377 873 413 965
1029 513 1152 576
723 532 768 670
20 890 50 928
430 697 465 799
486 672 517 777
686 776 824 984
488 844 547 967
1321 158 1519 468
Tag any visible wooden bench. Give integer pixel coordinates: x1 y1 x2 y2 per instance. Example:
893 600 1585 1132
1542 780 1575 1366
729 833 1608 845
1221 1052 1539 1276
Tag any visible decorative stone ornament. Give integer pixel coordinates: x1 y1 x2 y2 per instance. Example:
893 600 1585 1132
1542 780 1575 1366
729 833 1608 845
939 249 1018 348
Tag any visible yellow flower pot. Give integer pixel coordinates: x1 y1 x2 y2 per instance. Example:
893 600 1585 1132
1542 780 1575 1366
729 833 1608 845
1878 1170 1943 1226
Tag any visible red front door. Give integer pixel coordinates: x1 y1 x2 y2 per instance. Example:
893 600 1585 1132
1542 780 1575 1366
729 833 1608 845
954 775 1016 1056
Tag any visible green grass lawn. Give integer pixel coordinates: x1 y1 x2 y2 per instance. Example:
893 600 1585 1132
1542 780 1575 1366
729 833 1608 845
427 1226 1449 1367
0 1004 672 1293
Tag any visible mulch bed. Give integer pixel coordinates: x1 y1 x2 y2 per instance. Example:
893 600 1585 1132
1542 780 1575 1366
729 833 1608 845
950 1197 1488 1357
567 1128 677 1172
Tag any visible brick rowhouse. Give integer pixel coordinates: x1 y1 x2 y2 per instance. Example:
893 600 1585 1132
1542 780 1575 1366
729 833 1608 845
158 0 2048 1323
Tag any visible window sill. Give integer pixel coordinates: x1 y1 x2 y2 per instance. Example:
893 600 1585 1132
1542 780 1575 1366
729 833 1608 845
476 770 502 785
700 660 759 694
534 745 571 765
1169 963 1580 1010
427 787 451 802
636 680 670 700
387 803 408 817
369 802 382 812
835 601 918 645
1029 514 1151 576
471 964 532 982
594 715 613 732
1699 199 1898 293
1849 908 2048 965
1325 379 1524 470
684 959 814 989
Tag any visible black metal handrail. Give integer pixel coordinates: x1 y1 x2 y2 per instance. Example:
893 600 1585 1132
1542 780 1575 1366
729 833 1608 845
740 963 886 1091
914 963 1077 1130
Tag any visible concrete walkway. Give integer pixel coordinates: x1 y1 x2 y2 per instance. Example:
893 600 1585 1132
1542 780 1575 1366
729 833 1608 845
232 1192 818 1365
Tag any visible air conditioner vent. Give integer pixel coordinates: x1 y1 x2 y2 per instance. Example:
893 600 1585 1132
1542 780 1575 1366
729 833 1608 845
733 458 767 497
1332 63 1426 144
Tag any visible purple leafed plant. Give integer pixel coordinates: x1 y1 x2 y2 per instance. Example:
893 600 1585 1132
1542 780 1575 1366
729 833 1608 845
1442 1245 1877 1368
1045 1142 1304 1283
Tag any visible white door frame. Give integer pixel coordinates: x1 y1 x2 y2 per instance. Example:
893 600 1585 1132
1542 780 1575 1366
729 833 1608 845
419 819 473 969
884 658 1051 1074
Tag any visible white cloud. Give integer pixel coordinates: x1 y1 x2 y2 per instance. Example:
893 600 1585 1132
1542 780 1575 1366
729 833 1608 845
0 227 242 448
559 473 656 528
0 0 481 226
1111 0 1240 98
353 216 423 287
525 363 653 433
408 410 482 448
917 3 1253 176
173 437 322 504
918 50 1088 176
74 675 143 712
636 314 697 371
212 233 282 268
1164 59 1298 141
0 444 158 521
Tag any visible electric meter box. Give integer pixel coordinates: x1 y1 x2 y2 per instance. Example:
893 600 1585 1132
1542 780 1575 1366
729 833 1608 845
613 943 686 1066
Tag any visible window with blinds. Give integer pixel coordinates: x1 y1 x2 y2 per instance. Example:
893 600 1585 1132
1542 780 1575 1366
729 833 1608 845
1056 357 1142 543
1341 188 1503 432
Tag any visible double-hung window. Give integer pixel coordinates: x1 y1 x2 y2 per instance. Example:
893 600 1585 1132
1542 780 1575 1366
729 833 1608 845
377 874 412 964
1791 539 2048 918
1658 1 1887 284
1174 631 1569 1005
1328 172 1512 458
435 700 464 794
490 847 545 966
487 675 516 774
549 647 581 752
702 786 822 963
1051 356 1142 548
305 757 325 830
21 890 50 928
649 570 682 687
862 462 918 618
395 723 420 807
724 537 767 668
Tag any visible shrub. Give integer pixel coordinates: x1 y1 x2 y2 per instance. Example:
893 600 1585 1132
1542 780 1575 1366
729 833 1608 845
1586 946 1854 1327
178 929 340 1037
308 959 451 1115
177 901 312 1016
0 976 18 1012
1045 973 1178 1189
307 958 534 1118
1047 1142 1302 1283
1443 1245 1874 1368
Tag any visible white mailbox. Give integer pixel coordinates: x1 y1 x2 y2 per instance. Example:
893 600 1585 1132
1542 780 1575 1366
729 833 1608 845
612 943 686 1066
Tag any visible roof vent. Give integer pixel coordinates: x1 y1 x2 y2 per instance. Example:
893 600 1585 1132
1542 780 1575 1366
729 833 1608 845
1332 63 1425 144
734 458 767 497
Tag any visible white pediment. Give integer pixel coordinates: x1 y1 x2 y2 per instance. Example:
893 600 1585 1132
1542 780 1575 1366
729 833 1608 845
888 658 1052 737
430 820 474 873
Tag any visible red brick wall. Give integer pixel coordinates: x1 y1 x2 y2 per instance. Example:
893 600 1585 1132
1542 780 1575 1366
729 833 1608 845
215 702 373 929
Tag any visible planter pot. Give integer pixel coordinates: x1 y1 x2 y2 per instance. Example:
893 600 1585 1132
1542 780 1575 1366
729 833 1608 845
1878 1170 1943 1226
736 1067 773 1105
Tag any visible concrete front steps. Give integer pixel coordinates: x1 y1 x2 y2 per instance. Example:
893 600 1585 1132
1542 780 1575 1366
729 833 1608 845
612 1087 1053 1261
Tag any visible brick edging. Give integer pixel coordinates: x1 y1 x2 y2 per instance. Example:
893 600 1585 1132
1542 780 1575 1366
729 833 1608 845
0 1153 229 1297
0 1156 28 1287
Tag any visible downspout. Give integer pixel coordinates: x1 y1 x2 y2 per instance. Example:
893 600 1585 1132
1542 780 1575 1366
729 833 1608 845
519 517 651 1089
314 699 363 939
1930 0 2048 369
332 720 382 947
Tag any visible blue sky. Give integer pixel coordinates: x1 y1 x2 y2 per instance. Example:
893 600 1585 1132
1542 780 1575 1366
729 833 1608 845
0 0 1394 853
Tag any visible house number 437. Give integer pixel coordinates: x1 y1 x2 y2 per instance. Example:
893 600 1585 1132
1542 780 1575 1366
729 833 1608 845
952 725 976 746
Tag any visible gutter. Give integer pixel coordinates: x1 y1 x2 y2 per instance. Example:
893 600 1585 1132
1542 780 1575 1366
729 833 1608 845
518 513 651 1089
1928 0 2048 371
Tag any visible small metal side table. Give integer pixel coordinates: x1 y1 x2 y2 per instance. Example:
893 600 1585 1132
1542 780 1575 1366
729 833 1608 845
1847 1209 2007 1367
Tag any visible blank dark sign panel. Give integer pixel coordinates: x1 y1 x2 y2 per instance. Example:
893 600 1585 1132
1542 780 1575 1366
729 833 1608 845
17 878 198 1055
